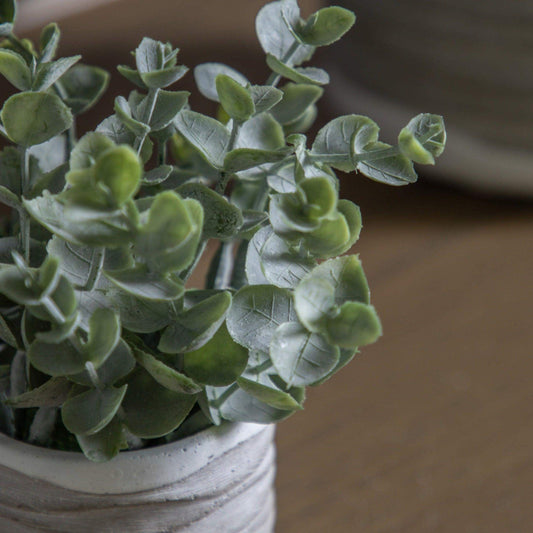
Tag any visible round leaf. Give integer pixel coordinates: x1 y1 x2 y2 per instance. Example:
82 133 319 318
326 302 382 348
183 324 248 386
1 92 73 146
270 322 339 387
215 74 255 122
299 7 355 46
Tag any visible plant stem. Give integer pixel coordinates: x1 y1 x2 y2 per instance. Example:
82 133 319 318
157 139 167 165
19 147 31 263
216 121 241 194
213 241 235 290
135 88 159 155
83 247 105 291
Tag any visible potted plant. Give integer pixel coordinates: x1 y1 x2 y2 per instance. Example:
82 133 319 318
0 0 446 530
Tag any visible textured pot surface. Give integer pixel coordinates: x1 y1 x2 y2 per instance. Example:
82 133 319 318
0 422 276 532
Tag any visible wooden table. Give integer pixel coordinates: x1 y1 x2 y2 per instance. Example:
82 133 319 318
275 178 533 532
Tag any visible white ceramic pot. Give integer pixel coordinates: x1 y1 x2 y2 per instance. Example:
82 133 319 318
329 0 533 196
0 422 276 532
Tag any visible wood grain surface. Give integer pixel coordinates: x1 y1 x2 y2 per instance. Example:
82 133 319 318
275 179 533 532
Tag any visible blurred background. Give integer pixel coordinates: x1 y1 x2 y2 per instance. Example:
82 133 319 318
9 0 533 531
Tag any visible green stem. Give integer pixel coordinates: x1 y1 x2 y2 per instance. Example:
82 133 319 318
213 241 235 290
135 88 159 155
19 147 30 263
181 240 207 283
265 41 301 86
83 247 105 291
157 139 167 165
216 121 241 194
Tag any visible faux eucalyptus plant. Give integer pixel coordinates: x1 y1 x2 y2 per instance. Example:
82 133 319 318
0 0 446 461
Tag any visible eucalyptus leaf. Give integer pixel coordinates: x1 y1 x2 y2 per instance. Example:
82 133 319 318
224 147 289 173
236 112 285 151
0 49 31 90
250 85 283 113
122 369 196 438
133 345 202 394
237 376 303 410
265 54 329 85
61 385 127 436
76 415 127 462
194 63 248 102
298 6 355 46
227 284 296 353
70 132 115 170
159 291 231 353
142 65 188 89
28 338 86 377
59 64 110 115
294 275 335 332
183 324 248 386
398 113 446 165
40 23 60 63
1 92 73 146
84 308 120 367
6 376 72 408
271 83 323 125
174 110 230 169
142 164 173 185
0 313 18 348
145 90 189 130
105 265 184 302
32 55 81 92
270 321 339 386
216 74 255 122
177 182 243 239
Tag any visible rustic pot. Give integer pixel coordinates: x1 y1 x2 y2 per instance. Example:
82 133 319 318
0 422 276 532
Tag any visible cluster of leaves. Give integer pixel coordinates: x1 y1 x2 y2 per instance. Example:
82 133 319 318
0 0 446 461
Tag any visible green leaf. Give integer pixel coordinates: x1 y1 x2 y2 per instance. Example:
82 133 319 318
84 308 120 367
40 23 60 63
0 0 16 34
159 291 231 353
105 265 185 301
0 313 18 347
0 185 21 209
142 164 172 185
117 65 146 89
271 83 323 125
70 132 115 170
93 144 142 205
1 92 73 146
398 113 446 165
270 322 339 386
24 193 133 246
107 289 172 333
194 63 248 102
326 302 382 349
122 369 196 438
312 115 379 172
133 345 202 394
135 191 203 273
141 65 188 89
174 110 230 168
0 49 31 90
61 385 127 436
357 142 418 186
6 376 72 407
298 7 355 46
59 64 110 115
177 182 243 239
283 104 317 135
183 324 248 386
216 74 255 122
302 212 351 258
224 147 289 173
237 376 303 410
246 226 316 288
32 55 81 91
256 0 314 65
294 275 335 332
236 112 285 151
227 284 296 353
265 54 329 85
250 85 283 113
147 89 189 130
28 277 77 324
114 96 150 137
68 340 135 387
207 384 295 424
135 37 163 73
310 348 357 385
76 415 127 462
28 338 86 376
302 255 370 306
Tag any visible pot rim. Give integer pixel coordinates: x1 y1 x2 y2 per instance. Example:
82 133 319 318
0 422 272 494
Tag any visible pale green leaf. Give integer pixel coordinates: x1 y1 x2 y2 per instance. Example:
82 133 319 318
6 376 72 407
298 6 355 46
271 83 323 125
0 49 31 90
77 415 127 462
59 64 110 115
194 62 248 102
216 74 255 122
326 302 382 348
32 55 81 91
61 385 127 436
